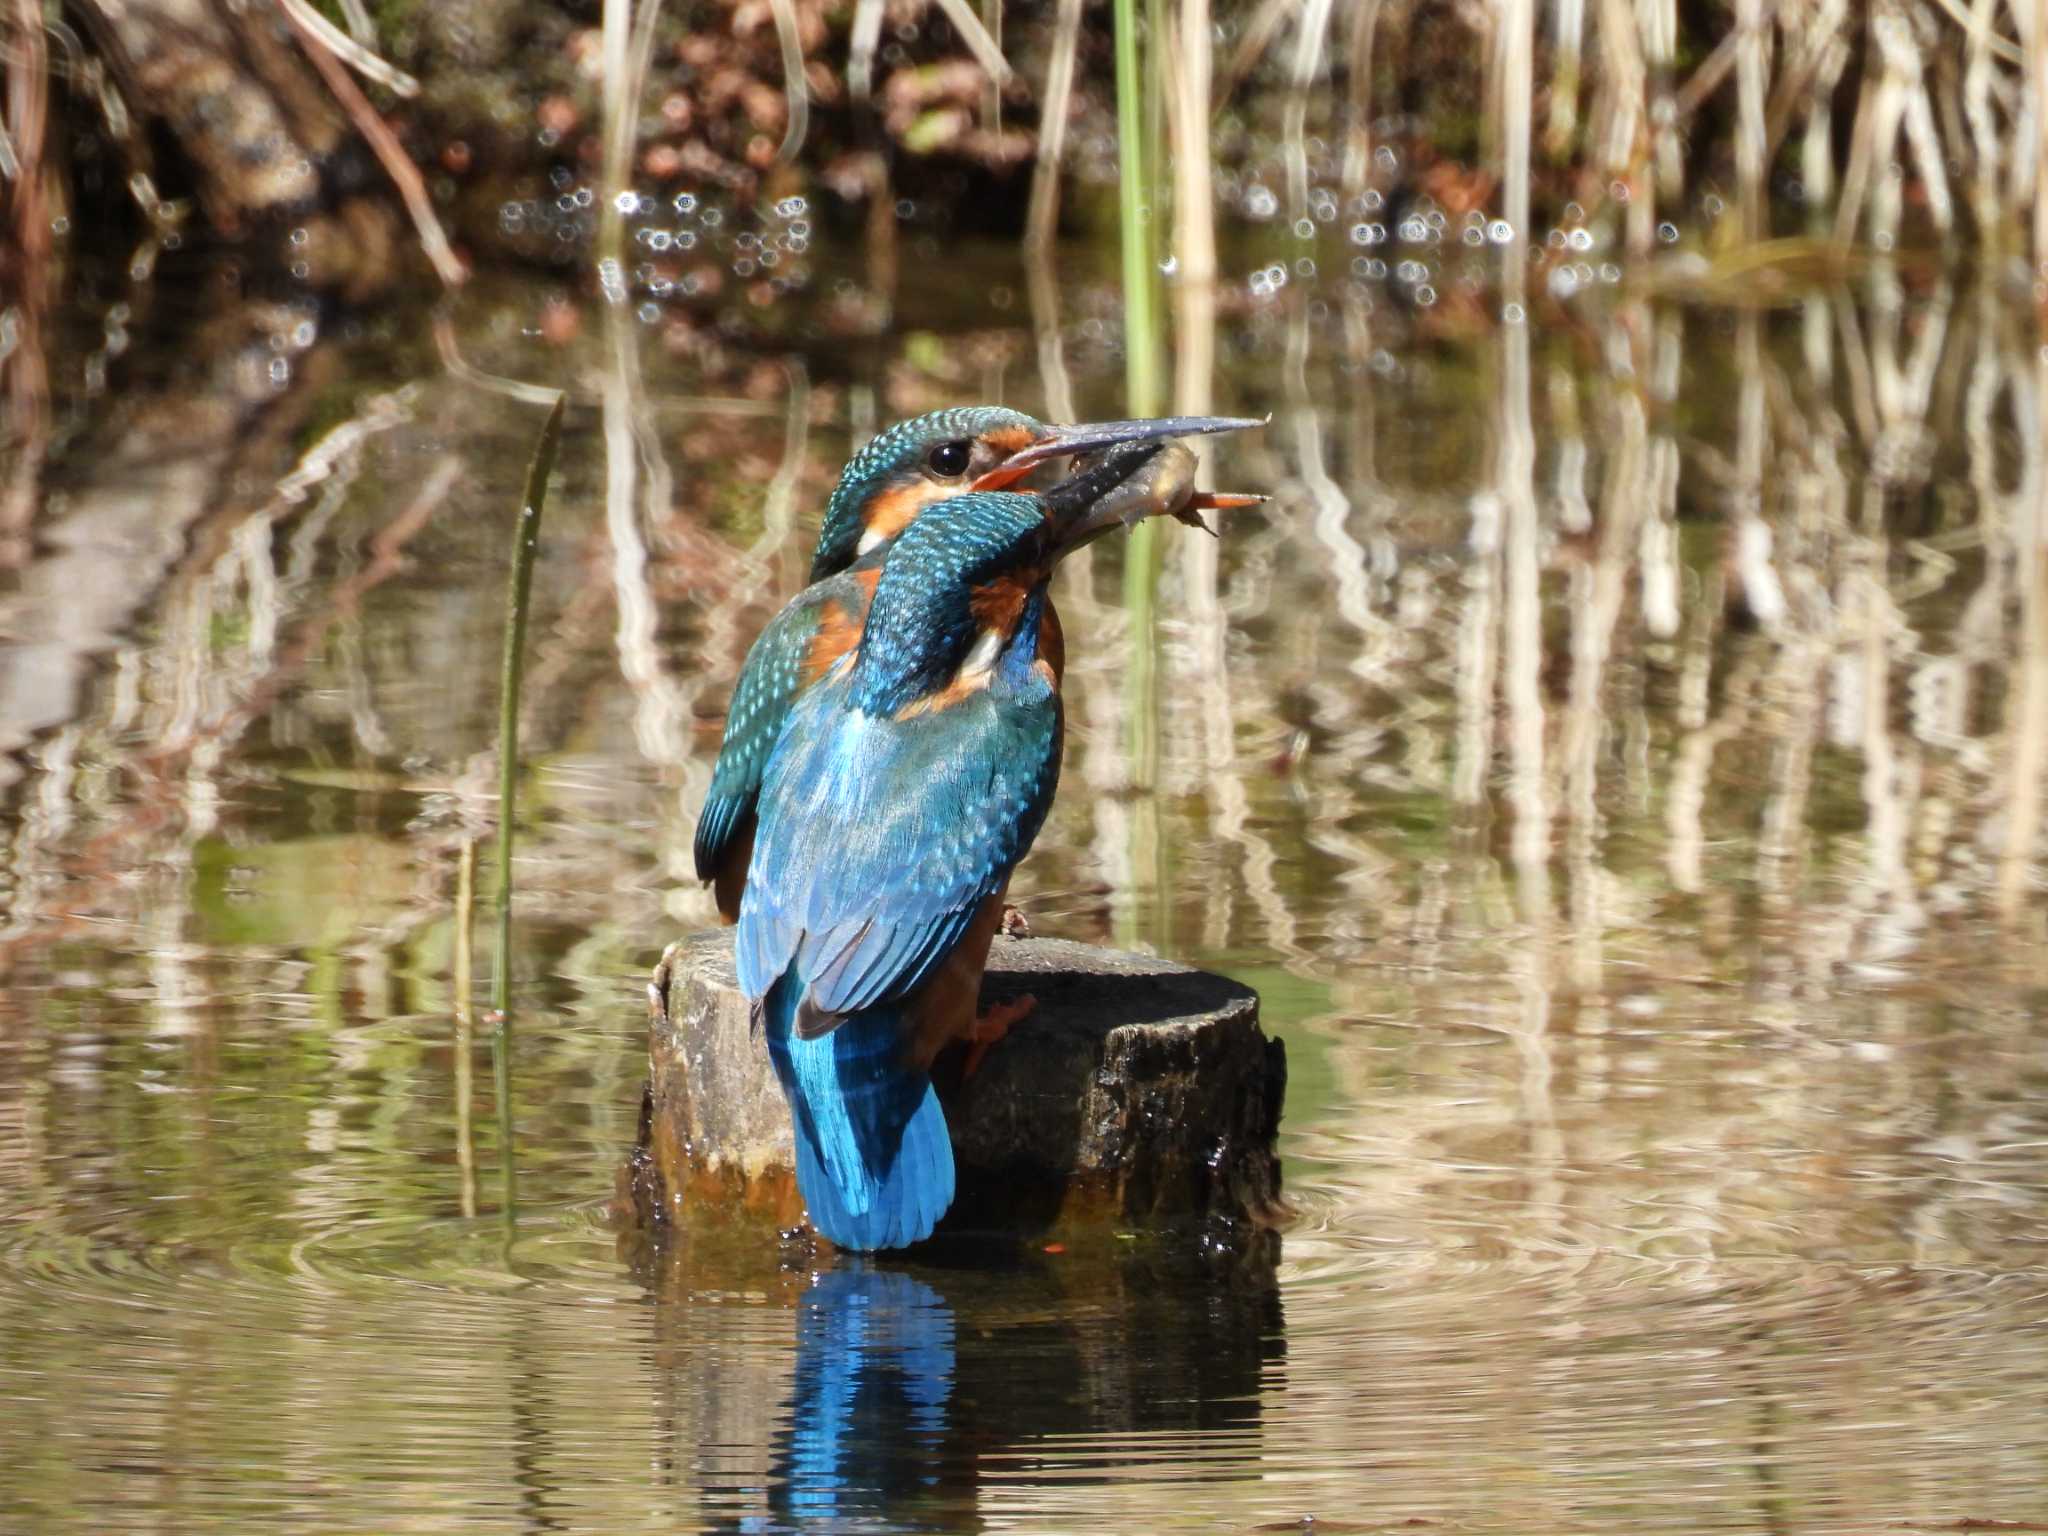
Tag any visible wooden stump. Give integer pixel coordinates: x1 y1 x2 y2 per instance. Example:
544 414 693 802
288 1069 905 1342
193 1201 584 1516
618 930 1287 1248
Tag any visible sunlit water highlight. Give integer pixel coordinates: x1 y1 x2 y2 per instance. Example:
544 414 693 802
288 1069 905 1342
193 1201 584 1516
2 242 2046 1533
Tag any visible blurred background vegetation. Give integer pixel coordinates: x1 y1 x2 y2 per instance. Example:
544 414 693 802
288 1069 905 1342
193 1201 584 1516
3 0 2045 312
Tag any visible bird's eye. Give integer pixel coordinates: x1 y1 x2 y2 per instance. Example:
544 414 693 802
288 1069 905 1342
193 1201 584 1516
925 440 972 477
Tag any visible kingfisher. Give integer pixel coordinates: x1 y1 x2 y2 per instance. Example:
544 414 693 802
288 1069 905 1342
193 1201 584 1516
694 406 1258 919
732 437 1239 1250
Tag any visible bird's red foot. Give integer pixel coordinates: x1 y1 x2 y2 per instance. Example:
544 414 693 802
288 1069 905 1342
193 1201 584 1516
1000 904 1032 938
963 994 1035 1079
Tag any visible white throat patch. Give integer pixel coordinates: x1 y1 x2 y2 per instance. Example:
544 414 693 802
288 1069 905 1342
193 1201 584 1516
959 627 1005 677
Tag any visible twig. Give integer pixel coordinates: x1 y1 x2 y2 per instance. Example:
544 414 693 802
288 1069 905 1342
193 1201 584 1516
1026 0 1084 248
848 0 886 103
336 0 376 48
1341 0 1382 197
278 2 465 286
930 0 1014 85
1670 26 1740 121
1219 0 1301 108
1284 0 1335 227
1924 0 2025 67
275 0 420 97
768 0 810 164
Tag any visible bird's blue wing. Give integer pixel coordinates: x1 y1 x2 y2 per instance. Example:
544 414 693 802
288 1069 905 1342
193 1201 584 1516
735 672 1061 1033
694 575 864 886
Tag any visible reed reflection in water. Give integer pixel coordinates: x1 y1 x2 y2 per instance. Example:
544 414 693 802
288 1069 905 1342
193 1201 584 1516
0 246 2045 1531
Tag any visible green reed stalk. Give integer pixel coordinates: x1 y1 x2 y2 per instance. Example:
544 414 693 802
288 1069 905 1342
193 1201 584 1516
1114 0 1158 397
493 392 566 1229
454 837 478 1222
1115 0 1165 945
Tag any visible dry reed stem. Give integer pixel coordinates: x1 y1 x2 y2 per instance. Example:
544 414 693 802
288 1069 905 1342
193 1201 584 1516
768 0 810 164
596 0 666 277
2029 0 2048 269
1341 0 1382 198
981 0 1002 129
1734 0 1767 243
1 0 48 566
1025 0 1084 250
601 291 688 763
1497 321 1545 912
848 0 885 102
1284 0 1333 227
4 0 47 283
1220 0 1300 108
1171 0 1215 287
1546 0 1584 159
929 0 1014 86
1497 0 1532 295
275 0 419 96
278 1 464 286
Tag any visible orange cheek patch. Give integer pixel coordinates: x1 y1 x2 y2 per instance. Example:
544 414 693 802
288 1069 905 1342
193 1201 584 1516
863 481 934 544
968 575 1034 634
802 599 861 683
969 426 1050 491
801 570 879 682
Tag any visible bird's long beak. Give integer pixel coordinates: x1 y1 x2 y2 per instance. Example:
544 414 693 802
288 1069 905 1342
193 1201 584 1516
971 414 1266 491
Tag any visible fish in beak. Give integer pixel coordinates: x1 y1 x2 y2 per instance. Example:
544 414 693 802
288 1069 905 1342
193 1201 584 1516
1038 436 1267 558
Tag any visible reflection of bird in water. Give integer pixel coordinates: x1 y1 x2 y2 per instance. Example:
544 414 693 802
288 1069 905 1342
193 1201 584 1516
717 414 1261 1250
773 1267 955 1529
672 1243 1283 1532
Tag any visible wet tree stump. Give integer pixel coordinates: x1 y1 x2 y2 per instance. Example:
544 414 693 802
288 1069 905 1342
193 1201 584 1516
618 930 1287 1248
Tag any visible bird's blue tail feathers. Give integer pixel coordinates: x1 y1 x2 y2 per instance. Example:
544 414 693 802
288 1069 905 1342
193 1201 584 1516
763 971 955 1250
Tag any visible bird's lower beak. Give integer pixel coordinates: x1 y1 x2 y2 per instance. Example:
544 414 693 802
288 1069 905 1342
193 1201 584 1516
971 414 1266 492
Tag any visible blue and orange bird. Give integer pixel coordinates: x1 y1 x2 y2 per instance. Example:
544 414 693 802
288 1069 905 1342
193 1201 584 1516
693 406 1257 920
730 437 1260 1250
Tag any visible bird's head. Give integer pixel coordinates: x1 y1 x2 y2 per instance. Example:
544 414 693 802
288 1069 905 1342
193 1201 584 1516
850 432 1255 718
813 407 1047 582
812 407 1264 582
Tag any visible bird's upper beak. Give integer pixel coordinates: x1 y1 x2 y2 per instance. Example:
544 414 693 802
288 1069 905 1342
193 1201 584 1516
971 414 1266 492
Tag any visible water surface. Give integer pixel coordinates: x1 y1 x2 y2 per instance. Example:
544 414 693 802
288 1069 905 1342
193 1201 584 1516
2 240 2046 1532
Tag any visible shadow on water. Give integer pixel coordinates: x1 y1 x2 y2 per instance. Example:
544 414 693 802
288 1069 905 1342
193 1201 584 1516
625 1235 1282 1533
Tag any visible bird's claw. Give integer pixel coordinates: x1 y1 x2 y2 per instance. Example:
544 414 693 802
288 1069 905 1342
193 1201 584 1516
1000 903 1032 938
963 993 1035 1079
